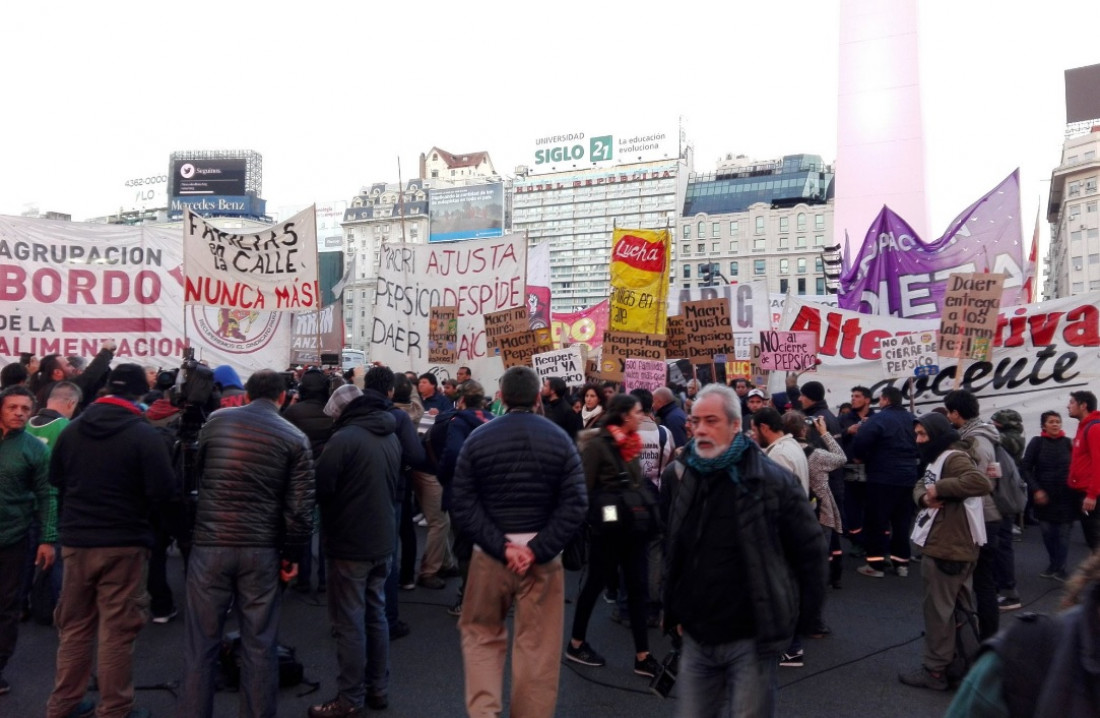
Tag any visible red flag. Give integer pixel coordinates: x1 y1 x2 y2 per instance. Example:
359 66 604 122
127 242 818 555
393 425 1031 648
1021 207 1039 303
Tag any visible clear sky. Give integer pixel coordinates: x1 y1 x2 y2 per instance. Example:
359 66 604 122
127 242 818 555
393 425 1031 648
1 1 1097 267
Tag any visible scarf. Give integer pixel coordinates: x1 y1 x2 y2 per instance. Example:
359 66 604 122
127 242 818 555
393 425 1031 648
1042 430 1067 439
685 433 751 484
581 404 603 427
607 424 643 463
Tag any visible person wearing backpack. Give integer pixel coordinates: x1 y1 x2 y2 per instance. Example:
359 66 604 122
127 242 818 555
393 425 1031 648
1067 390 1100 552
899 412 992 692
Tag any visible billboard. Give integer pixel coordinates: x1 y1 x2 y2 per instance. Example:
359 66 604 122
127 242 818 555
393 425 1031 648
527 127 677 176
121 172 168 211
429 184 504 242
170 158 247 197
1066 63 1100 124
168 195 265 219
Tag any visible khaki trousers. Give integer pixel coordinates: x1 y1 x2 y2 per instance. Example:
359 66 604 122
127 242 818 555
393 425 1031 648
458 549 564 718
921 556 975 672
411 470 454 577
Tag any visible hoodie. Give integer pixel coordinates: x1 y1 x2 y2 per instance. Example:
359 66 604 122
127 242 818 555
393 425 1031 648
956 417 1002 521
315 396 402 561
213 365 247 408
49 397 175 548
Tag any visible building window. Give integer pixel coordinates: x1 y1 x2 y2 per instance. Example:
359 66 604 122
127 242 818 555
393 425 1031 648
778 235 788 248
754 237 766 251
1069 181 1081 197
729 221 739 235
815 257 823 272
1070 204 1082 220
409 227 419 240
1088 201 1097 213
698 221 705 237
816 277 825 294
755 217 765 234
729 241 739 252
796 236 807 248
1091 253 1100 265
815 214 825 231
797 258 807 273
683 265 690 279
683 224 691 239
730 261 739 276
682 243 690 255
780 278 789 293
797 277 807 294
1085 151 1096 160
797 213 807 232
1073 282 1085 292
1092 280 1100 291
1087 177 1098 193
712 222 720 237
1071 231 1083 241
754 259 766 275
779 258 789 273
697 243 705 254
779 217 789 233
1089 228 1099 239
712 242 719 253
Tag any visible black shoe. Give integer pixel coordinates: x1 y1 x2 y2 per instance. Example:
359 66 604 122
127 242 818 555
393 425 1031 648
437 565 461 578
898 665 948 691
565 641 606 667
807 624 831 639
152 608 179 625
388 620 410 640
417 574 446 590
634 654 660 677
63 700 96 718
779 651 804 668
366 694 388 711
997 594 1022 612
309 695 363 717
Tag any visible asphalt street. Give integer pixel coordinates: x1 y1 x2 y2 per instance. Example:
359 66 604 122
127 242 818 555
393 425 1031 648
3 523 1075 717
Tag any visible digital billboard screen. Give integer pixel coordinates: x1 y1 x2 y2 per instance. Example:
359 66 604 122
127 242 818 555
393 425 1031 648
428 183 504 242
170 158 248 197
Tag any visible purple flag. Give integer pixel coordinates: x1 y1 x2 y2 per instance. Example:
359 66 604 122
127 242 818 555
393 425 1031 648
838 170 1023 318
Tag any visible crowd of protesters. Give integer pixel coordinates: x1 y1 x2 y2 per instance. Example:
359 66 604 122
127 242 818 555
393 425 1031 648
1 350 1100 717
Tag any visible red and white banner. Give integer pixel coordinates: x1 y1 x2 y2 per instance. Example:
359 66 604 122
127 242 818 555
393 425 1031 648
551 300 609 352
183 205 319 311
778 294 1100 432
0 215 292 375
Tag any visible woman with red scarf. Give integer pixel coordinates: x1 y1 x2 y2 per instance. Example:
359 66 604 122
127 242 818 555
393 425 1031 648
1022 411 1076 581
565 394 660 678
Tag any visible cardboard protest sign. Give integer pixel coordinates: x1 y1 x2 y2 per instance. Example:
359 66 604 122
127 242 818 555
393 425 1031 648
666 316 687 357
600 330 667 381
938 273 1005 361
498 330 541 369
880 331 938 377
758 330 818 372
532 346 585 387
484 306 529 356
428 306 458 364
622 358 667 393
681 299 735 365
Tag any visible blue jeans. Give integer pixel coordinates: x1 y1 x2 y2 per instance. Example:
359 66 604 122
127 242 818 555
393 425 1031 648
177 546 283 718
1040 520 1072 573
328 557 390 705
678 633 778 718
384 501 401 626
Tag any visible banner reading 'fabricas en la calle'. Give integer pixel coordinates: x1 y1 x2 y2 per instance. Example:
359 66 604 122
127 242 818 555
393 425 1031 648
608 228 670 334
183 206 319 311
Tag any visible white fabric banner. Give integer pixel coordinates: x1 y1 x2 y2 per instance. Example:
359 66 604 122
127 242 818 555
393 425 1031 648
0 214 292 376
183 206 319 311
777 294 1100 432
371 234 527 388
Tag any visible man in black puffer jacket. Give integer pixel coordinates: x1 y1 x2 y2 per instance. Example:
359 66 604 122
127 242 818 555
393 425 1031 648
662 383 826 717
451 366 587 718
178 370 315 718
309 389 402 715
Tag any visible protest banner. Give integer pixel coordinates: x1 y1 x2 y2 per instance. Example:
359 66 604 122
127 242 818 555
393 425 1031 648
879 331 938 377
428 306 458 364
0 215 292 376
622 358 667 393
600 330 667 381
938 272 1005 361
777 293 1100 434
183 206 319 311
498 330 541 369
290 302 344 365
371 233 527 386
669 280 769 331
551 300 608 352
609 228 669 334
484 306 529 356
681 299 735 365
532 346 585 387
666 316 686 357
759 330 818 372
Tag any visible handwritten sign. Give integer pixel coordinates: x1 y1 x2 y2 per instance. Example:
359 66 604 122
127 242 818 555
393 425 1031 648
532 346 586 387
609 228 669 334
484 306 529 356
880 331 938 377
938 273 1005 361
758 330 818 372
499 330 542 369
428 306 458 364
681 299 735 365
601 330 667 381
666 315 687 357
622 358 667 393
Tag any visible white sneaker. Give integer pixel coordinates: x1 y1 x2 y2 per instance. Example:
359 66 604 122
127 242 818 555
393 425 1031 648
857 565 885 578
895 566 909 578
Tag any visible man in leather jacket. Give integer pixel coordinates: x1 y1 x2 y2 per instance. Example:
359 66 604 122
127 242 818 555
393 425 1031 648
177 370 315 718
